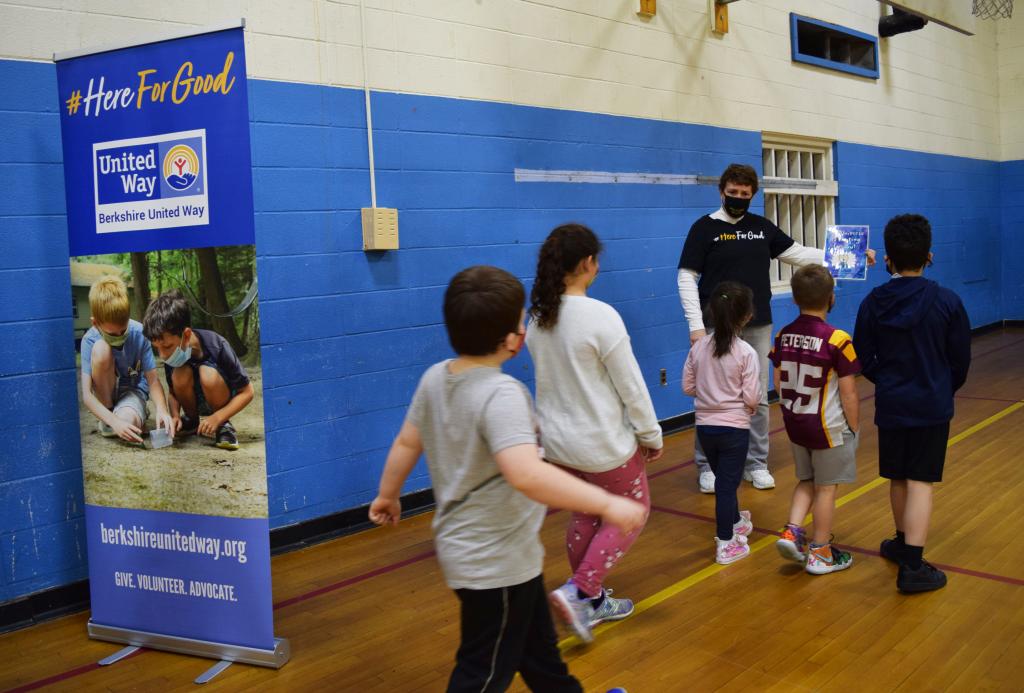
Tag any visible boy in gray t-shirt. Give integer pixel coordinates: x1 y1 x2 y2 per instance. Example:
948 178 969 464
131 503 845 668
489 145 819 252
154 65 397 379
370 266 645 692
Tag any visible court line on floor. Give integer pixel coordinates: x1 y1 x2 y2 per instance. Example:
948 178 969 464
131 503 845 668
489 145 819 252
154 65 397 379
650 506 1024 587
559 399 1024 649
4 650 145 693
6 341 1020 692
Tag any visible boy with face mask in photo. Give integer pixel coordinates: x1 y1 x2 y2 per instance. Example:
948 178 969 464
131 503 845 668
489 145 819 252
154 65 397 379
80 275 174 444
677 163 875 495
143 290 254 450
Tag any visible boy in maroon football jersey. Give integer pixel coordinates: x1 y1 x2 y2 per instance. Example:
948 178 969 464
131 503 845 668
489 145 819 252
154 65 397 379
770 265 861 575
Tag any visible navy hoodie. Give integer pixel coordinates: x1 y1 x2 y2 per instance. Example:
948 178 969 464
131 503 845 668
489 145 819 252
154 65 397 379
853 276 971 428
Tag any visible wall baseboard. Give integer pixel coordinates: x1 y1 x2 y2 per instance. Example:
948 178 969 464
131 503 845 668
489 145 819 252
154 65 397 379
0 579 89 635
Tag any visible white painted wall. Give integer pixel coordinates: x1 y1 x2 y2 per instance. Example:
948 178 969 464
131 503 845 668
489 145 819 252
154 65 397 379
0 0 1013 160
998 7 1024 161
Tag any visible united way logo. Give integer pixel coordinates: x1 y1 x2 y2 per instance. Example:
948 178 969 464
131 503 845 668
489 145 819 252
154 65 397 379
92 128 209 234
163 144 200 191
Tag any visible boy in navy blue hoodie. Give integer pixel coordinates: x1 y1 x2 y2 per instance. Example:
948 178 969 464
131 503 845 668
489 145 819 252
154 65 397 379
854 214 971 594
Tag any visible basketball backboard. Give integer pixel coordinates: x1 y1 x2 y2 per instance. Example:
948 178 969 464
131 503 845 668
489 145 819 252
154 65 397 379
879 1 976 35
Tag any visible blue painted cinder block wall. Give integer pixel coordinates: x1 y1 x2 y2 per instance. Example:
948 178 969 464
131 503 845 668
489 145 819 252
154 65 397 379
0 57 1018 604
1001 160 1024 319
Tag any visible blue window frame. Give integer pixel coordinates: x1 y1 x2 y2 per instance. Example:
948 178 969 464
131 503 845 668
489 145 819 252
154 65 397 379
790 13 880 79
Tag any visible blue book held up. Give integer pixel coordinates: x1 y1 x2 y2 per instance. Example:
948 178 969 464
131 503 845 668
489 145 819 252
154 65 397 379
824 225 870 280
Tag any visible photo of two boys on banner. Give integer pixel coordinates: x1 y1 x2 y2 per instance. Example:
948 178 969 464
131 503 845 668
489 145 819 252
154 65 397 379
55 23 289 677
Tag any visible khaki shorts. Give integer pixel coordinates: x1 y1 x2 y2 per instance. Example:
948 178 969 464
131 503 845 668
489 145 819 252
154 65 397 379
113 386 148 425
791 429 858 485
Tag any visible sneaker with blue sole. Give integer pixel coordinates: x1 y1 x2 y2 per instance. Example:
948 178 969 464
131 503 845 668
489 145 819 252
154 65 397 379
588 588 634 628
548 580 594 643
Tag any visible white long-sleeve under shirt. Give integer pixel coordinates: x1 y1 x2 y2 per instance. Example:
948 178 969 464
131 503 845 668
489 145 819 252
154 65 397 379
677 209 826 334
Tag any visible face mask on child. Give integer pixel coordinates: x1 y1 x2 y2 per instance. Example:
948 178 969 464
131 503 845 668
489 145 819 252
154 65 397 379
100 329 128 349
165 333 192 368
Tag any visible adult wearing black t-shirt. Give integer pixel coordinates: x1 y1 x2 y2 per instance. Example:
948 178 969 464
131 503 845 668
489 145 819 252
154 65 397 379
678 164 866 494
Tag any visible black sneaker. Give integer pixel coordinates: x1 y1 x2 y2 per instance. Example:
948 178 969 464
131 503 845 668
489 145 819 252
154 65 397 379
897 560 947 594
880 536 904 563
178 414 199 437
215 421 240 450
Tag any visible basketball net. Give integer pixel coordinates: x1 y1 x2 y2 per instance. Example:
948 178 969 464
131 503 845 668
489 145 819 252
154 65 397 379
972 0 1014 18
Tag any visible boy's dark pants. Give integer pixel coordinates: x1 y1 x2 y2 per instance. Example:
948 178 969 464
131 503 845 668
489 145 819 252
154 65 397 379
697 425 749 540
447 574 581 693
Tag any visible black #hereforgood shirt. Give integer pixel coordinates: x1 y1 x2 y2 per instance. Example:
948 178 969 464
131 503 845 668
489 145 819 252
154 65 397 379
678 212 795 326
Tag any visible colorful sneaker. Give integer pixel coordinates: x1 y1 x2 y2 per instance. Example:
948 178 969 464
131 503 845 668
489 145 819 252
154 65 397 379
588 588 634 627
805 544 854 575
880 536 904 563
776 524 808 563
897 560 947 593
714 534 750 565
698 470 716 494
215 421 240 450
549 580 595 643
733 510 753 537
743 468 776 489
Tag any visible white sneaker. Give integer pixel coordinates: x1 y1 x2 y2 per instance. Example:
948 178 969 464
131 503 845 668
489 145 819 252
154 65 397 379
698 470 715 494
743 469 775 489
548 580 595 643
733 510 753 536
714 534 750 565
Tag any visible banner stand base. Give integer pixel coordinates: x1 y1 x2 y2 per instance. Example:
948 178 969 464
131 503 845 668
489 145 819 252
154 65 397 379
195 659 233 684
88 620 291 669
98 645 140 666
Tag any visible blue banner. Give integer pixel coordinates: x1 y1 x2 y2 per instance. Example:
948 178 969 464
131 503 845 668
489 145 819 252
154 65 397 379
56 28 254 255
85 505 273 649
56 27 275 653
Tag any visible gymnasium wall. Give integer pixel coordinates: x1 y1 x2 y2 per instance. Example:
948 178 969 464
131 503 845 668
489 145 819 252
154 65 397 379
998 10 1024 318
0 0 1020 605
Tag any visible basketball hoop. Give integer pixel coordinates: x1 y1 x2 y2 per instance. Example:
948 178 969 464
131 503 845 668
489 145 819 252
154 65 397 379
972 0 1013 18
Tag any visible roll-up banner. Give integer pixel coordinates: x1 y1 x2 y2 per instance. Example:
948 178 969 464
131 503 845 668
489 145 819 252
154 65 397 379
55 21 288 669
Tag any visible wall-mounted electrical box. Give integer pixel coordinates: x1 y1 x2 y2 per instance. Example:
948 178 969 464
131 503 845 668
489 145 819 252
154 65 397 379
361 207 399 251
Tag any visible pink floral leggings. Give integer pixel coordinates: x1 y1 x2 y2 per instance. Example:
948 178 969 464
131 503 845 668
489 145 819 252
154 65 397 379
560 447 650 598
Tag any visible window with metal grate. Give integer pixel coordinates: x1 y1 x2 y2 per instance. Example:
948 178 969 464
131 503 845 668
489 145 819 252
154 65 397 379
761 134 838 291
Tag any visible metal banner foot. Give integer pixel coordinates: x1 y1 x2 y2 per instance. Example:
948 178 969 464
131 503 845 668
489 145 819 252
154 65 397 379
98 645 140 666
195 659 232 684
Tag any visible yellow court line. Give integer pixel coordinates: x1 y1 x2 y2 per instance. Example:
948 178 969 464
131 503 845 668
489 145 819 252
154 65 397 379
559 399 1024 650
834 400 1024 511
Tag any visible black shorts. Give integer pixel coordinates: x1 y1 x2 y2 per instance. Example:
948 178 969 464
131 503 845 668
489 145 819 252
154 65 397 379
878 423 951 482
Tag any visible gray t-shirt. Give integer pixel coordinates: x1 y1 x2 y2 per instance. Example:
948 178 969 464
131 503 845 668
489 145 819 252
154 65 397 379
407 361 546 590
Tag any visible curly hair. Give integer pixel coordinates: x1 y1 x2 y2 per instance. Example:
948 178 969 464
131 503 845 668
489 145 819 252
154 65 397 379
719 163 759 195
529 224 603 329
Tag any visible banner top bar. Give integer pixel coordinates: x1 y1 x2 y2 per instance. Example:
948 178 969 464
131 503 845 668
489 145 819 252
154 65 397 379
53 18 245 62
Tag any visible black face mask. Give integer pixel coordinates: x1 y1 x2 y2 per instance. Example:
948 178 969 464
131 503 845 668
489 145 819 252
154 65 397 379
723 195 751 218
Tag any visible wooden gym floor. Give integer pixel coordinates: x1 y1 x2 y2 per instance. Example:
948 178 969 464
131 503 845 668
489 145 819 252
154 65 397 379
2 328 1022 692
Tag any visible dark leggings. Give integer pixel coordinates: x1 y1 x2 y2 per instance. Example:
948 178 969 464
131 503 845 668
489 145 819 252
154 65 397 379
696 425 749 540
448 574 582 693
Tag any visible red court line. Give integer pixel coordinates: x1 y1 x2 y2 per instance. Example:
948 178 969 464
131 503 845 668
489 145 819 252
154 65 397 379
972 336 1024 360
954 394 1022 404
8 334 1020 692
272 548 437 610
4 649 145 693
650 505 1024 587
